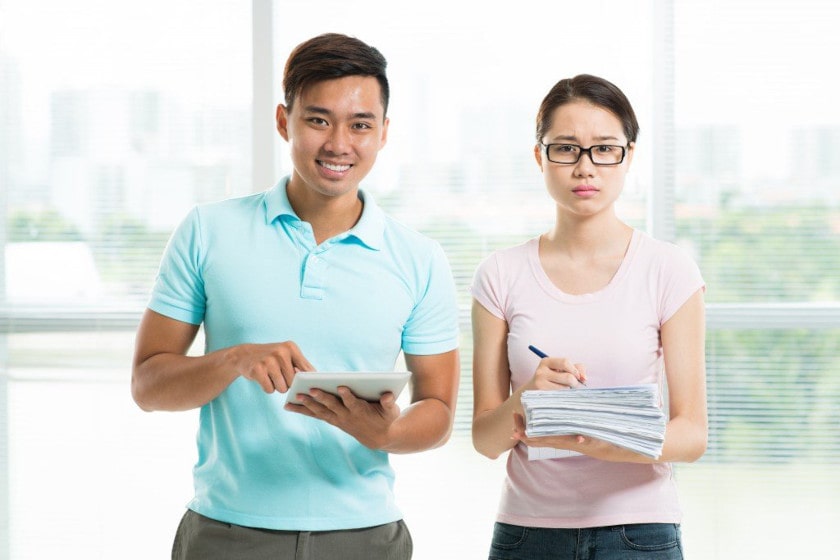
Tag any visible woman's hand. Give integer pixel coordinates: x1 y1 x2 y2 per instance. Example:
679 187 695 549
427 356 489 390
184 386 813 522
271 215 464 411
512 411 584 450
521 356 587 392
512 412 652 462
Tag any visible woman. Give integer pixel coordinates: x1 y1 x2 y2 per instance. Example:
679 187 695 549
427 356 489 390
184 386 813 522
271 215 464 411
470 74 707 559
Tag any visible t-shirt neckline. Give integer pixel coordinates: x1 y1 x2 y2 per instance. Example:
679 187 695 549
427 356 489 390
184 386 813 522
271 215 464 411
527 229 641 303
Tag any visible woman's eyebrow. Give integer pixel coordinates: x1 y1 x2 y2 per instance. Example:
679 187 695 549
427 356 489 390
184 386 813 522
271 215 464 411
549 134 621 143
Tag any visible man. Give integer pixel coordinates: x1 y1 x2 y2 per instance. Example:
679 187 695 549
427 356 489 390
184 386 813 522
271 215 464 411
131 33 460 560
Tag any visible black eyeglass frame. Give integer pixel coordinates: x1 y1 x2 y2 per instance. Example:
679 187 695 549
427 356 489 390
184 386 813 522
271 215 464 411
539 142 628 166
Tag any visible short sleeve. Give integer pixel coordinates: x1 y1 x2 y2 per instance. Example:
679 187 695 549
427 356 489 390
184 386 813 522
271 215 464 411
469 252 506 320
401 242 460 355
658 243 705 325
147 206 207 325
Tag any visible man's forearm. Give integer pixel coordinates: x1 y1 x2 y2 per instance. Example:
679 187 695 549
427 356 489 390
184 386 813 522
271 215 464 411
380 398 455 454
132 350 238 412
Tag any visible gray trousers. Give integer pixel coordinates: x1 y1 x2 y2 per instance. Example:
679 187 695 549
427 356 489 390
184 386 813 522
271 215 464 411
172 509 413 560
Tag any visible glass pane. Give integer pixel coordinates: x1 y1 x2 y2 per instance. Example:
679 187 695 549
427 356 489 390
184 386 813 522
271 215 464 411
674 0 840 303
674 4 840 556
704 329 840 463
677 328 840 557
8 361 198 558
1 1 250 557
0 0 252 307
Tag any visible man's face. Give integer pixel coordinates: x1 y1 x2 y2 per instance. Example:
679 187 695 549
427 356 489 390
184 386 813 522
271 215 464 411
277 76 389 201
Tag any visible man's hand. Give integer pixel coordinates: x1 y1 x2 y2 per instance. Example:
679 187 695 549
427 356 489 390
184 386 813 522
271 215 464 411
228 341 316 394
133 311 319 411
283 350 458 453
284 387 401 450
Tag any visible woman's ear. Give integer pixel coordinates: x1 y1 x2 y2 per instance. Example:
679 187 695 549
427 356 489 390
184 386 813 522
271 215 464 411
625 141 635 166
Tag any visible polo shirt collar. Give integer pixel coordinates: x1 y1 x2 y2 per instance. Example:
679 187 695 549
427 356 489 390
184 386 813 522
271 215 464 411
264 176 385 250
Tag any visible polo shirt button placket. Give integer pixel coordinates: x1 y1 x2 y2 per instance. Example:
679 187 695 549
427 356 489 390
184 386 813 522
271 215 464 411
300 251 326 300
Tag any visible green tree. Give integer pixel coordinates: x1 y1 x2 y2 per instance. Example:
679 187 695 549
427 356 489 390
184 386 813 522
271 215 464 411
93 213 170 295
681 205 840 464
678 205 840 302
7 209 83 241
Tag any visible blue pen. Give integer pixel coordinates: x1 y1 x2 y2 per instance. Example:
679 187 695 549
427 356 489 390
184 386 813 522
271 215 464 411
528 345 548 358
528 345 587 386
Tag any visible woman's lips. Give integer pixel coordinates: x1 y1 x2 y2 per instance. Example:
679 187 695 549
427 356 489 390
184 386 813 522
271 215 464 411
572 185 599 197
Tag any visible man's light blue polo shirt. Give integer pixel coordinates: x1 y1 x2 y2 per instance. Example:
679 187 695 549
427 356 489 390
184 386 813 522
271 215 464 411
148 177 460 531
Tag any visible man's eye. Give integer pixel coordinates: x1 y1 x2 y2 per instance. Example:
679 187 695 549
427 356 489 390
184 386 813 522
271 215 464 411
352 122 373 130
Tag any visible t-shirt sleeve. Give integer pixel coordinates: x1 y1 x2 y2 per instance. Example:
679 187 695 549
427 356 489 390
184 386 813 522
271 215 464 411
401 241 460 355
658 243 706 325
469 252 506 320
147 206 206 325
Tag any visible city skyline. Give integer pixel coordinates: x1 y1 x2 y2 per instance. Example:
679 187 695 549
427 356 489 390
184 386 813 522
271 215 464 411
3 0 840 184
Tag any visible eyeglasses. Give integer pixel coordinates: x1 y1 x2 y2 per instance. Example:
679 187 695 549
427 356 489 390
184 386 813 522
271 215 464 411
540 143 627 165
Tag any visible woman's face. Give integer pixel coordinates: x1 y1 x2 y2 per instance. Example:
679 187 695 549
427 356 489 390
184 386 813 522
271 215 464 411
534 100 634 219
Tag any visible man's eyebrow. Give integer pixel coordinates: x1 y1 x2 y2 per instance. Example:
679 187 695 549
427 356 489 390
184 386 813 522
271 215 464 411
302 105 377 120
302 105 331 116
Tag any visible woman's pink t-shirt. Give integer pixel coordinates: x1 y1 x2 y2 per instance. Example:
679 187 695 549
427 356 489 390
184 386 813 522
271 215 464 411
470 229 705 528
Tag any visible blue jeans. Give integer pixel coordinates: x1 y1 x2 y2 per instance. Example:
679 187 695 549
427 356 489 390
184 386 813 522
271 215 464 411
489 522 683 560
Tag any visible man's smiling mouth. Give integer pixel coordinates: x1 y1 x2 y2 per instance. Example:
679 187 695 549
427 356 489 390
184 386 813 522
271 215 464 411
319 161 352 172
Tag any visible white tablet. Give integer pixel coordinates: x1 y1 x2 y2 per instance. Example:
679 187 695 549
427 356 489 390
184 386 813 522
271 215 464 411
286 371 411 403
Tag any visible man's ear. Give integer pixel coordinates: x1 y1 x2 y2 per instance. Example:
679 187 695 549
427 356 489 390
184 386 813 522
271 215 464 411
276 104 290 141
379 117 390 149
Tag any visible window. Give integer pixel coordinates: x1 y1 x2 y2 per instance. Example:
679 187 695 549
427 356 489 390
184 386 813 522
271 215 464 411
0 1 249 557
671 3 840 556
1 1 837 558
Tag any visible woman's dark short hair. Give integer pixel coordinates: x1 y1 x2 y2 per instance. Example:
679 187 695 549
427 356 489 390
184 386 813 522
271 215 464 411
282 33 390 116
536 74 639 144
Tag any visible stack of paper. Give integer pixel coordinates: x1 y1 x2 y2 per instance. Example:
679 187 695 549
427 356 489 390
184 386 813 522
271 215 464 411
521 384 666 459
